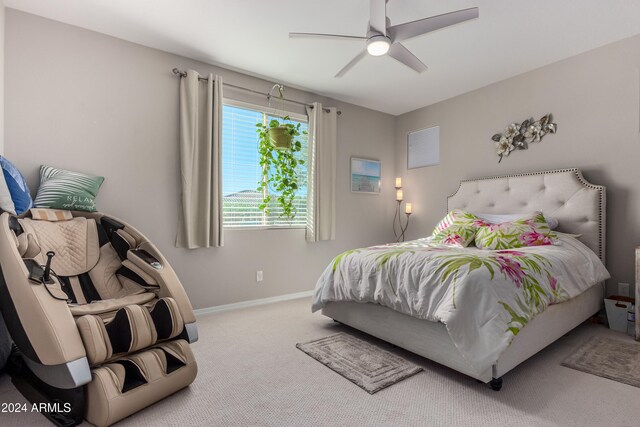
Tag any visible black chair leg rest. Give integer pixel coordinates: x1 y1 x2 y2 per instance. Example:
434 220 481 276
6 349 84 427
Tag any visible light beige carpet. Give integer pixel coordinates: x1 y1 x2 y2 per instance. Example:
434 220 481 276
296 332 422 394
562 336 640 388
1 297 640 426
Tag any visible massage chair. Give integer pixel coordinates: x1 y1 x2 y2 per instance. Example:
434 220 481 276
0 209 198 426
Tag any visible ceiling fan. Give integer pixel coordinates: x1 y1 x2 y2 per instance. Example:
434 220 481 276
289 0 479 77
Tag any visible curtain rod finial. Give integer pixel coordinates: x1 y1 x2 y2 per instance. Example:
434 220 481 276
172 68 186 77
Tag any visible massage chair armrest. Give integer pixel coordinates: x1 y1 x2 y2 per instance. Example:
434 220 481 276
99 214 197 342
126 243 196 326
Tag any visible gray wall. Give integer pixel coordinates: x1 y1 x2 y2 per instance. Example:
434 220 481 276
5 10 396 309
0 1 4 153
7 8 639 307
395 33 640 296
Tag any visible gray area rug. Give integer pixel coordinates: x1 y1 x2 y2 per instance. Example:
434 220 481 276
296 332 422 394
562 336 640 388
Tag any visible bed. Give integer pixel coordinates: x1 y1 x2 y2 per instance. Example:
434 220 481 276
314 168 608 390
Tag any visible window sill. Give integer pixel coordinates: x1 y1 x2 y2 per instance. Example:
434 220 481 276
224 226 306 231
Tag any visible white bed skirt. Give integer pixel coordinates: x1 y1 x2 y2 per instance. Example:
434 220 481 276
322 283 602 382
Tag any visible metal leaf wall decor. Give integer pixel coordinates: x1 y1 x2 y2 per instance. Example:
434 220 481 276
491 114 557 163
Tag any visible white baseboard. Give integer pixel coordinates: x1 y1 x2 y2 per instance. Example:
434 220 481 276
194 290 314 317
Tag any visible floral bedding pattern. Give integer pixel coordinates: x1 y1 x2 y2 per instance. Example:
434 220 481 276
312 234 609 375
474 211 556 250
432 209 466 235
432 210 481 247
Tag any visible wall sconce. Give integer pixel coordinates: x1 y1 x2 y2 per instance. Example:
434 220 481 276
393 177 412 242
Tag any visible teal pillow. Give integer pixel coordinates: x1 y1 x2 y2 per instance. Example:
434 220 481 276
34 165 104 212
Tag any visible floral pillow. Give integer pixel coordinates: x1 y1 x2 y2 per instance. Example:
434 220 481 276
432 210 486 247
474 212 557 250
433 209 484 235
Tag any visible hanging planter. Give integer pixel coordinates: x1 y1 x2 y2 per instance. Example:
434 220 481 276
256 117 306 220
255 83 307 220
267 126 293 150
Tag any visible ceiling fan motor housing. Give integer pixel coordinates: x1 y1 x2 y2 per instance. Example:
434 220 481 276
366 34 391 56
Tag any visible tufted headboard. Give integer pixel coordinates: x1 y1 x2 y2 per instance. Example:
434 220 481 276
448 168 606 263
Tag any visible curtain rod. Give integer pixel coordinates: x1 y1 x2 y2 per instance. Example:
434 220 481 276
172 68 341 115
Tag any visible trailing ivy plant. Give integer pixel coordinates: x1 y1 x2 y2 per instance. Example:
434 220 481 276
256 117 306 220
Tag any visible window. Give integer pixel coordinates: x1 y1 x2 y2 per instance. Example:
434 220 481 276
222 102 309 228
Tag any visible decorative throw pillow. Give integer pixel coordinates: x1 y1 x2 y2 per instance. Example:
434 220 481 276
432 210 485 247
0 156 33 215
432 210 457 236
0 173 16 214
433 209 486 236
34 166 104 212
474 211 557 250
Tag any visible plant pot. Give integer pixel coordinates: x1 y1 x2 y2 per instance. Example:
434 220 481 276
268 127 292 150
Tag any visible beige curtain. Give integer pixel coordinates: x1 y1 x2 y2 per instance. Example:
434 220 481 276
306 102 337 242
176 70 224 248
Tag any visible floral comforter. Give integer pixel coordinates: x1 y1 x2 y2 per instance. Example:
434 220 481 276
312 234 610 375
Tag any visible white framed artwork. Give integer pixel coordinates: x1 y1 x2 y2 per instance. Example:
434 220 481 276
408 126 440 169
351 158 381 194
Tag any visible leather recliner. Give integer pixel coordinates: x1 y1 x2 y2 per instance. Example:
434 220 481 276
0 210 198 426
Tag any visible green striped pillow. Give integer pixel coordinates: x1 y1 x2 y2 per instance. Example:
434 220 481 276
34 166 104 212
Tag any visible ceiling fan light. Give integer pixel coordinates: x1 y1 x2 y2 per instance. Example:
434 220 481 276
366 35 390 56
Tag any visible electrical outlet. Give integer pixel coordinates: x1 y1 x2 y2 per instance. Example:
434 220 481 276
256 270 263 282
618 282 630 297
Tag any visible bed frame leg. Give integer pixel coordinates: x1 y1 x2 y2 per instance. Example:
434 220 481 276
489 377 503 391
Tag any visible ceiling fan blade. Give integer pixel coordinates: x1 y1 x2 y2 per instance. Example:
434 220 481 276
289 32 367 41
388 7 479 43
387 43 428 73
369 0 387 35
335 50 368 78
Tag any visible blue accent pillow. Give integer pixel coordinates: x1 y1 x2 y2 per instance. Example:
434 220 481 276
0 156 33 215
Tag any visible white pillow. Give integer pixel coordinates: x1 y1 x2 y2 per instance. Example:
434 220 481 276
473 212 559 230
0 172 16 214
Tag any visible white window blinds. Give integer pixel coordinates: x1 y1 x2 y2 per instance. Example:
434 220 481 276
222 103 308 228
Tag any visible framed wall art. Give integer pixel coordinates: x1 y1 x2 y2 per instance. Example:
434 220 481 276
408 126 440 169
351 157 381 194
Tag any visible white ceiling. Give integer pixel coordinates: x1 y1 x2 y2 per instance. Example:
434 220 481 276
7 0 640 115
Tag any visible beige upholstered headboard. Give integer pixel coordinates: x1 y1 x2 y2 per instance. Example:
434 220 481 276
448 168 605 263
